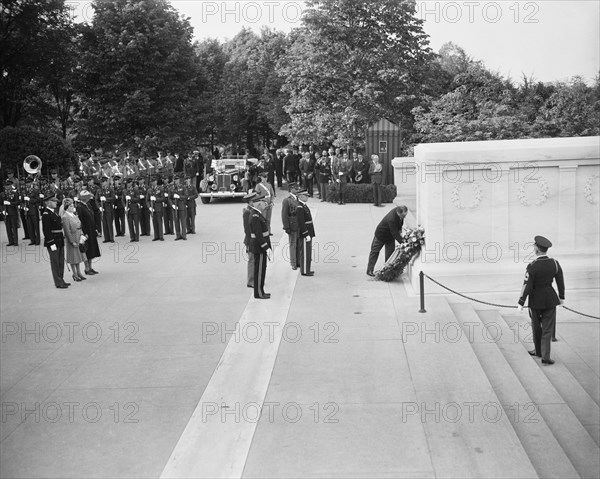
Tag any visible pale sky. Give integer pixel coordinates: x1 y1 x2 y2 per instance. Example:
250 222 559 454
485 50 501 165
68 0 600 84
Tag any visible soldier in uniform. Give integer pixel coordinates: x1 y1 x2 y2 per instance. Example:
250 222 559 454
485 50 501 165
98 177 116 243
296 189 316 276
518 236 565 365
249 193 271 299
1 180 20 246
124 179 140 242
171 174 187 240
137 176 151 236
281 182 300 270
148 176 165 241
113 176 126 237
185 175 199 234
41 195 70 288
242 192 255 288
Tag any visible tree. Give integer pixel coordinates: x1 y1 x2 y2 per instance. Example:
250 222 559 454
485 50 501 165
0 0 73 128
279 0 434 148
75 0 199 152
412 64 529 142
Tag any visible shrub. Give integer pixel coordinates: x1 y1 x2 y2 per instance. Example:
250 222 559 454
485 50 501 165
325 183 397 203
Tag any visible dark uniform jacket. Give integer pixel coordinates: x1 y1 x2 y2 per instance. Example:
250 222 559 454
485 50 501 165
518 256 565 309
41 207 65 248
375 208 404 243
243 207 252 247
249 210 271 254
281 194 298 233
297 202 315 239
1 189 20 216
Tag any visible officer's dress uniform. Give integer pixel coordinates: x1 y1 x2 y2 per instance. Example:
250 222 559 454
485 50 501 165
243 202 255 288
281 191 299 269
42 204 68 288
518 236 565 363
163 182 175 235
296 197 315 276
249 206 271 299
24 181 41 245
1 184 20 245
138 182 151 236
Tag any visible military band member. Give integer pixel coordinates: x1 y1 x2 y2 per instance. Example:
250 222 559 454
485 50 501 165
24 177 41 245
99 158 113 179
124 179 140 242
296 189 315 276
518 235 565 365
171 174 187 240
138 176 151 236
113 176 126 236
163 176 175 235
281 183 300 270
148 176 165 241
42 195 70 289
1 180 20 246
249 193 271 299
98 177 115 242
185 175 198 234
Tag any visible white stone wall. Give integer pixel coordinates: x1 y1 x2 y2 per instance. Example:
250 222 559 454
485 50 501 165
408 136 600 293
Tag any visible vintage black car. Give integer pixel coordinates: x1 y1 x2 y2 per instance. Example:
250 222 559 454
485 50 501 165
199 157 255 204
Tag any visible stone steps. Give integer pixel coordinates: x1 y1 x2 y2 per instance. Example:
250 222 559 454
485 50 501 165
449 302 579 479
487 311 600 447
400 296 538 478
446 299 599 479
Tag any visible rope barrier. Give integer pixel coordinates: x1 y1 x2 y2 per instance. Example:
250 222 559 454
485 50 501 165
421 272 600 320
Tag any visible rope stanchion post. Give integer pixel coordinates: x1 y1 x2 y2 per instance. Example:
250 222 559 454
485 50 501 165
419 270 426 313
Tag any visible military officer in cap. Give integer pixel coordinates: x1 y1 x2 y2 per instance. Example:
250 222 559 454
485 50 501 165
296 189 315 276
281 182 300 270
1 180 20 246
249 193 271 299
42 195 70 288
518 235 565 365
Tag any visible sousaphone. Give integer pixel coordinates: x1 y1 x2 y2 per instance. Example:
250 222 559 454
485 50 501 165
24 155 42 175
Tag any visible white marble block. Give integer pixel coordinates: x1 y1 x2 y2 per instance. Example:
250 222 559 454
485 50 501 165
410 136 600 294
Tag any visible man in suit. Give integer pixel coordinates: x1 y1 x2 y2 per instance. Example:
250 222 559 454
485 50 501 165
42 195 70 289
518 235 565 365
366 205 408 276
249 193 271 299
296 189 315 276
331 150 351 205
1 180 20 246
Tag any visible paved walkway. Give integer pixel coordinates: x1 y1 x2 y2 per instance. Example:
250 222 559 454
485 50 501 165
0 191 598 478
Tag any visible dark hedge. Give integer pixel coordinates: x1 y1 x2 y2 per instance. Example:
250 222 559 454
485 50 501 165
325 183 397 203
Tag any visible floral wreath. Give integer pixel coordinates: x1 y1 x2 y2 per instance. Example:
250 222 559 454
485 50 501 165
584 174 599 205
517 178 549 207
376 227 426 282
451 181 482 209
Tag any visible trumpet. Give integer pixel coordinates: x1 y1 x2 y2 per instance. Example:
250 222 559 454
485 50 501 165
24 155 42 175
